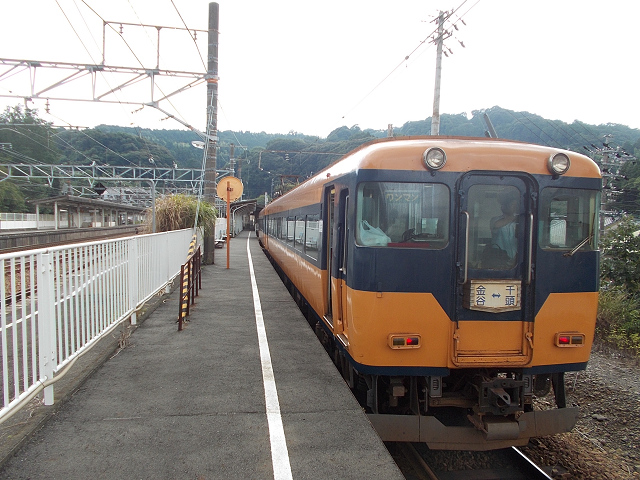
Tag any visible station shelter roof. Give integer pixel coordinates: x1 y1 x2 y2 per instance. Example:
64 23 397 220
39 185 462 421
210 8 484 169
29 195 145 213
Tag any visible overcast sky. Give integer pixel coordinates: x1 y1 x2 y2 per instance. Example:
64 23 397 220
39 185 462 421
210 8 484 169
0 0 638 138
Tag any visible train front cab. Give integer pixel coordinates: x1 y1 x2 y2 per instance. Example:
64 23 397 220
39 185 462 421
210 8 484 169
321 143 601 450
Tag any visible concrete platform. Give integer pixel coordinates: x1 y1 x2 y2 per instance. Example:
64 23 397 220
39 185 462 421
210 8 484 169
0 231 402 479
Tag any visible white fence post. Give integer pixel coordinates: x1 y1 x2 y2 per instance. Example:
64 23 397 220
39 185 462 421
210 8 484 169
37 253 56 405
128 237 139 325
1 229 194 419
164 232 172 294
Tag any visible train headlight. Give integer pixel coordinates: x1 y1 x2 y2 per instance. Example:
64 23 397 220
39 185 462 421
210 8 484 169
422 147 447 170
548 153 571 175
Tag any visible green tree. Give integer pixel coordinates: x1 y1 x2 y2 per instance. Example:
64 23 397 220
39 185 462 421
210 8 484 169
0 180 27 212
0 105 58 164
600 216 640 292
598 216 640 353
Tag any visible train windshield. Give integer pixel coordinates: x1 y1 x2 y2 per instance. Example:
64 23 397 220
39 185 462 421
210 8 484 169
538 187 600 252
466 184 523 270
355 182 449 248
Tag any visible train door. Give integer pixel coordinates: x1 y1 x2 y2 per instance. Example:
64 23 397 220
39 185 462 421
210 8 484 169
454 174 535 367
324 186 349 339
324 188 335 327
336 190 349 338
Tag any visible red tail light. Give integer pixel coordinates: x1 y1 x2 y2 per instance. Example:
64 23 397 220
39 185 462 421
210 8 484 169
388 334 421 349
555 332 585 347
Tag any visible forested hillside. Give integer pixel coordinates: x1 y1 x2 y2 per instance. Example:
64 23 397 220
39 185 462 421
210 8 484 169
1 104 639 213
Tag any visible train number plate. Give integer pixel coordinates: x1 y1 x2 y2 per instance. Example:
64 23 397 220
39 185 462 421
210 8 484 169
466 280 521 313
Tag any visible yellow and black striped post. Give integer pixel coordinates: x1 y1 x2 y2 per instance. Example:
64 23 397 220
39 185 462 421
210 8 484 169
178 233 198 331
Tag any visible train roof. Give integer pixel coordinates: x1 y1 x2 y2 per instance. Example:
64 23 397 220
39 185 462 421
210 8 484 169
262 136 601 214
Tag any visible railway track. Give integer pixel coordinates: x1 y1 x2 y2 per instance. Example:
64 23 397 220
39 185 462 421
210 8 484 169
0 226 140 255
1 228 141 305
389 442 551 480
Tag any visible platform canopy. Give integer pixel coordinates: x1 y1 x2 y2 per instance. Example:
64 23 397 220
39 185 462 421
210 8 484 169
29 195 145 230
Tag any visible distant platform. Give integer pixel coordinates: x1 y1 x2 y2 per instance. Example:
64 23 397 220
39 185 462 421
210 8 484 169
0 225 142 253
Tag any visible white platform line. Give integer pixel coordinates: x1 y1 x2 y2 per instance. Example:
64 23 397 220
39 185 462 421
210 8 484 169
247 237 293 480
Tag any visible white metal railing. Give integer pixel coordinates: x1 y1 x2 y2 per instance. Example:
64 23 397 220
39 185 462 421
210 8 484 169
0 228 194 422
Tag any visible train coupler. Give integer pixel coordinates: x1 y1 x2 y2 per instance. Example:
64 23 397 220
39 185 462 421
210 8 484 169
478 378 524 415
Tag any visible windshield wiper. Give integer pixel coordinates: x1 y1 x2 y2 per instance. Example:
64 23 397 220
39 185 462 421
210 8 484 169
563 234 593 257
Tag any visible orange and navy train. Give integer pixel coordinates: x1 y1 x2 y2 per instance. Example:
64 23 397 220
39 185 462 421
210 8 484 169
257 136 600 450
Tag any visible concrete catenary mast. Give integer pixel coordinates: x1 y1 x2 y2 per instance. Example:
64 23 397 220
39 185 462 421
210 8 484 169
205 2 220 204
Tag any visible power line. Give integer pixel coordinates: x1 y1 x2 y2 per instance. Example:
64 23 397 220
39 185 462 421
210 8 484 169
518 111 564 148
551 119 600 149
0 127 56 165
48 112 142 168
337 0 479 128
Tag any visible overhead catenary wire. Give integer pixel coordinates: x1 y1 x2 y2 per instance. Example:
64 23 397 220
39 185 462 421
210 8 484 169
56 0 99 64
170 0 207 71
80 0 201 133
0 127 60 165
0 120 133 168
50 1 161 165
48 112 144 167
216 99 249 154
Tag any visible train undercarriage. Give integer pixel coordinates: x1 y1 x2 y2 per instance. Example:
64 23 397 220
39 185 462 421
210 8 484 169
314 320 576 451
266 249 578 451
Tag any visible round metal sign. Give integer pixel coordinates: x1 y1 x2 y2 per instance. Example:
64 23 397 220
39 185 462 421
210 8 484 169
216 176 243 202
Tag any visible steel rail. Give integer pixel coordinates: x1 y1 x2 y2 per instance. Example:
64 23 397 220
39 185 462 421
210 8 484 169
391 443 552 480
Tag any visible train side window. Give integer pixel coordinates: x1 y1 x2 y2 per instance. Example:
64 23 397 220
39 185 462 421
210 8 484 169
539 188 599 251
355 182 449 249
305 214 320 260
294 216 305 250
286 216 295 245
273 217 279 240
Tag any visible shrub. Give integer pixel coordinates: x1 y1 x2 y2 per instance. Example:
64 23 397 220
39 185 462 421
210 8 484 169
597 286 640 353
145 194 216 236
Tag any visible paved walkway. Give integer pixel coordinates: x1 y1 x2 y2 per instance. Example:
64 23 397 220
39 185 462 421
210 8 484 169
0 232 402 479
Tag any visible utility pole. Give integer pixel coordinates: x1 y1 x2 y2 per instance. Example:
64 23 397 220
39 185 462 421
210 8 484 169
430 11 446 136
583 135 636 232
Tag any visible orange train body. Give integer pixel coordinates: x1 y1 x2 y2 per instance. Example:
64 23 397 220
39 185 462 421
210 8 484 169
258 136 601 450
